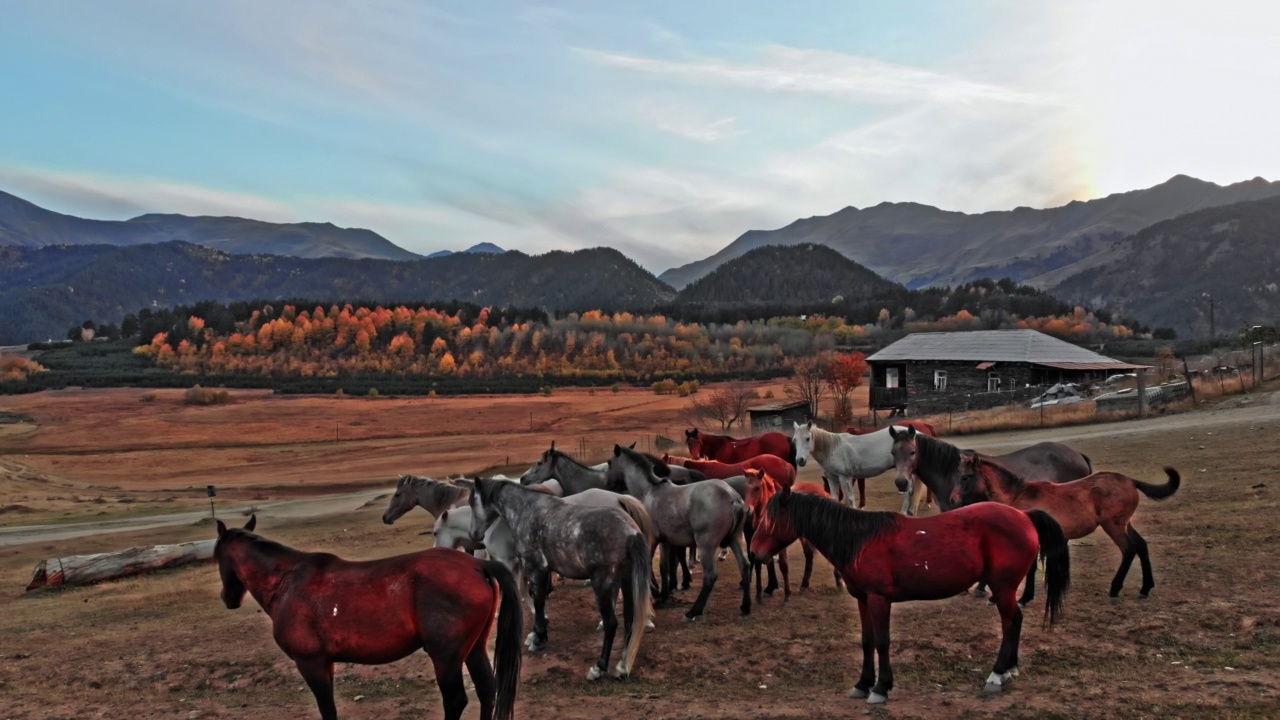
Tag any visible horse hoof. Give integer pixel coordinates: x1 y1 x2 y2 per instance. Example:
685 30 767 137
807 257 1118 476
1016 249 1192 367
984 682 1003 694
867 692 888 704
1008 667 1019 678
1139 592 1152 600
586 666 603 682
611 665 629 681
683 613 701 623
645 620 655 630
849 688 868 699
740 607 751 617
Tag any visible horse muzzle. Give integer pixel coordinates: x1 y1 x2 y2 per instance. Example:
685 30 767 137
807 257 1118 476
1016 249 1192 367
221 592 242 610
796 457 806 468
381 514 393 525
894 477 909 493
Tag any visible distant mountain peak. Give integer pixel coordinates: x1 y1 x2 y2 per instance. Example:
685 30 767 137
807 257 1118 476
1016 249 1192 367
465 242 505 254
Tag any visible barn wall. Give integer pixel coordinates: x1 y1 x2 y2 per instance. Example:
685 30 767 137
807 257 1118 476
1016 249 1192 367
750 407 808 432
903 361 1040 414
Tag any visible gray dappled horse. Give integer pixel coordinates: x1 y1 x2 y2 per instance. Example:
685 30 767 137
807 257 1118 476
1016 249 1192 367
607 445 751 620
466 477 652 681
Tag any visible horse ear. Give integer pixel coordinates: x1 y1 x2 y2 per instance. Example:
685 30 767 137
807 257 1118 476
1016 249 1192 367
614 444 623 456
888 426 901 440
629 441 636 449
243 515 257 532
550 440 556 451
216 519 227 537
686 428 696 438
905 425 917 438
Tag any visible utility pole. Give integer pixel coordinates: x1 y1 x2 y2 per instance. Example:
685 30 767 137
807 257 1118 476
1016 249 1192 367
1203 293 1216 340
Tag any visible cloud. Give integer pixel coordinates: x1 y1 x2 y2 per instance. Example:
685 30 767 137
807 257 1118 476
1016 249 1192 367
653 115 743 144
579 45 1045 106
0 165 297 222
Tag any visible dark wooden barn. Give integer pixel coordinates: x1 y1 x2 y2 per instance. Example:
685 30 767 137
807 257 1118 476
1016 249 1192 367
747 400 810 432
867 329 1147 415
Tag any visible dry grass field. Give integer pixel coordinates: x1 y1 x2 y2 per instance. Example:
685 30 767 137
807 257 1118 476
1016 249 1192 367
2 384 1279 719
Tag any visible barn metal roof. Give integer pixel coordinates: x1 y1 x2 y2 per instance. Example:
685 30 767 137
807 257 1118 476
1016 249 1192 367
748 400 810 413
867 329 1145 368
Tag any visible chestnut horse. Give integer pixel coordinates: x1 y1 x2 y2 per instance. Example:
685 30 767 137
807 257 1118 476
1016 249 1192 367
214 516 521 720
748 488 1070 702
664 452 797 487
955 454 1180 599
840 420 939 512
685 428 795 466
742 469 842 600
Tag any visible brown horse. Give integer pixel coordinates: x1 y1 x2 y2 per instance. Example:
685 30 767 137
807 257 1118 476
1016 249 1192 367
743 469 843 599
685 428 795 466
955 456 1180 598
664 452 797 486
841 420 940 511
214 516 522 720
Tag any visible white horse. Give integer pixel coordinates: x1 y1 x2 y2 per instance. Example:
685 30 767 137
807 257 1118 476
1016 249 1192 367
791 421 926 515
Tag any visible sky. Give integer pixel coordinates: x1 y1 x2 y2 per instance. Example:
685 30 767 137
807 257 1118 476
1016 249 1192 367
3 1 1279 272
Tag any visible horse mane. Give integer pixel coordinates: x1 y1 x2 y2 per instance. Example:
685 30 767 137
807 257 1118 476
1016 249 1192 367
224 529 304 560
401 474 469 507
616 445 668 485
642 452 672 477
971 455 1026 493
809 426 836 456
550 449 595 472
770 491 897 569
914 435 963 474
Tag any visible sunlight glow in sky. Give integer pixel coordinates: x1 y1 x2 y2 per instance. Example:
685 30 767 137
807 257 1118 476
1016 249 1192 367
2 1 1278 271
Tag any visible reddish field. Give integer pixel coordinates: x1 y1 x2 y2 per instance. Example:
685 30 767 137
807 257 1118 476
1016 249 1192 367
2 385 1279 719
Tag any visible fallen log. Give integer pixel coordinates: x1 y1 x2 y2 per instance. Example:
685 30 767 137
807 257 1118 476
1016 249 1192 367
26 539 216 592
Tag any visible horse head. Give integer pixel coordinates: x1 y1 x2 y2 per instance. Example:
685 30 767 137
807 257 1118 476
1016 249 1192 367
742 468 775 518
213 514 258 610
382 474 418 524
888 425 919 493
747 482 793 563
465 477 502 542
520 444 562 485
791 421 814 468
685 428 703 459
953 452 986 507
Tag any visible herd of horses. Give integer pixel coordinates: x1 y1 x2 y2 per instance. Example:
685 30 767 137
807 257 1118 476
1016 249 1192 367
213 421 1181 719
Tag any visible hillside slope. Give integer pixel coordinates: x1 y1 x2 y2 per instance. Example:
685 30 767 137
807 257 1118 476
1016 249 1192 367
675 243 899 305
1053 196 1280 337
0 190 418 260
659 175 1280 290
0 242 675 344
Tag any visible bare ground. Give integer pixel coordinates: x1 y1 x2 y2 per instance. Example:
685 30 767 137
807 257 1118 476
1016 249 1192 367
1 387 1279 719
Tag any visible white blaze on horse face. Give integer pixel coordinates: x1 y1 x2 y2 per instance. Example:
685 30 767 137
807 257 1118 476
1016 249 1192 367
792 422 812 467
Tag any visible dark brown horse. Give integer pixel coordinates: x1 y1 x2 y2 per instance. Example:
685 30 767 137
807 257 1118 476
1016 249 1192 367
214 516 522 720
955 455 1180 599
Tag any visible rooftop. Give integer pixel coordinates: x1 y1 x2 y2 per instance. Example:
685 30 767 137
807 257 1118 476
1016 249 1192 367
867 329 1145 368
748 400 810 413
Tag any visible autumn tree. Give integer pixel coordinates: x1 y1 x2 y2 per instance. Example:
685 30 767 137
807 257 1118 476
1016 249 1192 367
825 351 869 426
688 381 756 431
786 356 829 420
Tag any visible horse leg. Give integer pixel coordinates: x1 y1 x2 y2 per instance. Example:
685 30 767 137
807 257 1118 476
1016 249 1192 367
295 659 337 720
433 657 470 720
679 546 693 590
985 590 1023 693
656 544 674 605
856 477 866 508
727 533 752 616
849 598 876 699
867 594 893 703
464 641 497 720
839 476 857 508
1129 526 1156 598
764 557 779 598
799 539 814 590
1103 520 1137 598
587 576 619 681
1017 556 1037 607
777 545 791 604
528 567 551 652
684 542 719 621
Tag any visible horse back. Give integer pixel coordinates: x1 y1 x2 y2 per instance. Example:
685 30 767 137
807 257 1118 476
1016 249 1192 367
996 442 1091 483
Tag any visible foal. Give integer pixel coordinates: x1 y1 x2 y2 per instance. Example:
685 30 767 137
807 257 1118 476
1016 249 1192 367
956 455 1180 598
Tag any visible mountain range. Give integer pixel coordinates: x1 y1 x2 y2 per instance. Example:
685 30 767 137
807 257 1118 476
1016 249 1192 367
658 175 1280 292
0 189 418 261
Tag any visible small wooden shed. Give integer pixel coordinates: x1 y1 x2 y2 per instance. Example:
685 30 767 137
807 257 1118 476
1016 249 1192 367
748 400 810 432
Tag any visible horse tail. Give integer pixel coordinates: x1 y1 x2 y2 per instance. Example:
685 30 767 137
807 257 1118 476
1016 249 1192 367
619 531 651 678
721 495 747 549
1026 510 1070 628
617 496 657 553
1134 467 1180 501
483 560 522 720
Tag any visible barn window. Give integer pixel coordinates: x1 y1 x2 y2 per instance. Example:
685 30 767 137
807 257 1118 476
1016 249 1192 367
988 373 1001 392
885 367 900 387
934 370 947 390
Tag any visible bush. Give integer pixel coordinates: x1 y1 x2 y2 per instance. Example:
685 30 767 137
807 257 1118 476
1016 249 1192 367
652 379 678 395
184 385 234 406
539 385 553 396
140 393 157 403
367 387 380 399
611 383 621 394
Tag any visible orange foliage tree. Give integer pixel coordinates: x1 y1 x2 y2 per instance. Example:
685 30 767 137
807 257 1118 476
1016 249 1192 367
825 351 869 426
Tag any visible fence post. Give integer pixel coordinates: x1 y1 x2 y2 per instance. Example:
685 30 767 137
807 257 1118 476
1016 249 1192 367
1137 372 1148 419
1181 356 1198 404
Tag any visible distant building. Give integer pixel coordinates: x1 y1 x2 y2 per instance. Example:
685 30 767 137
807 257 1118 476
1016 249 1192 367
867 329 1147 414
747 400 810 432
